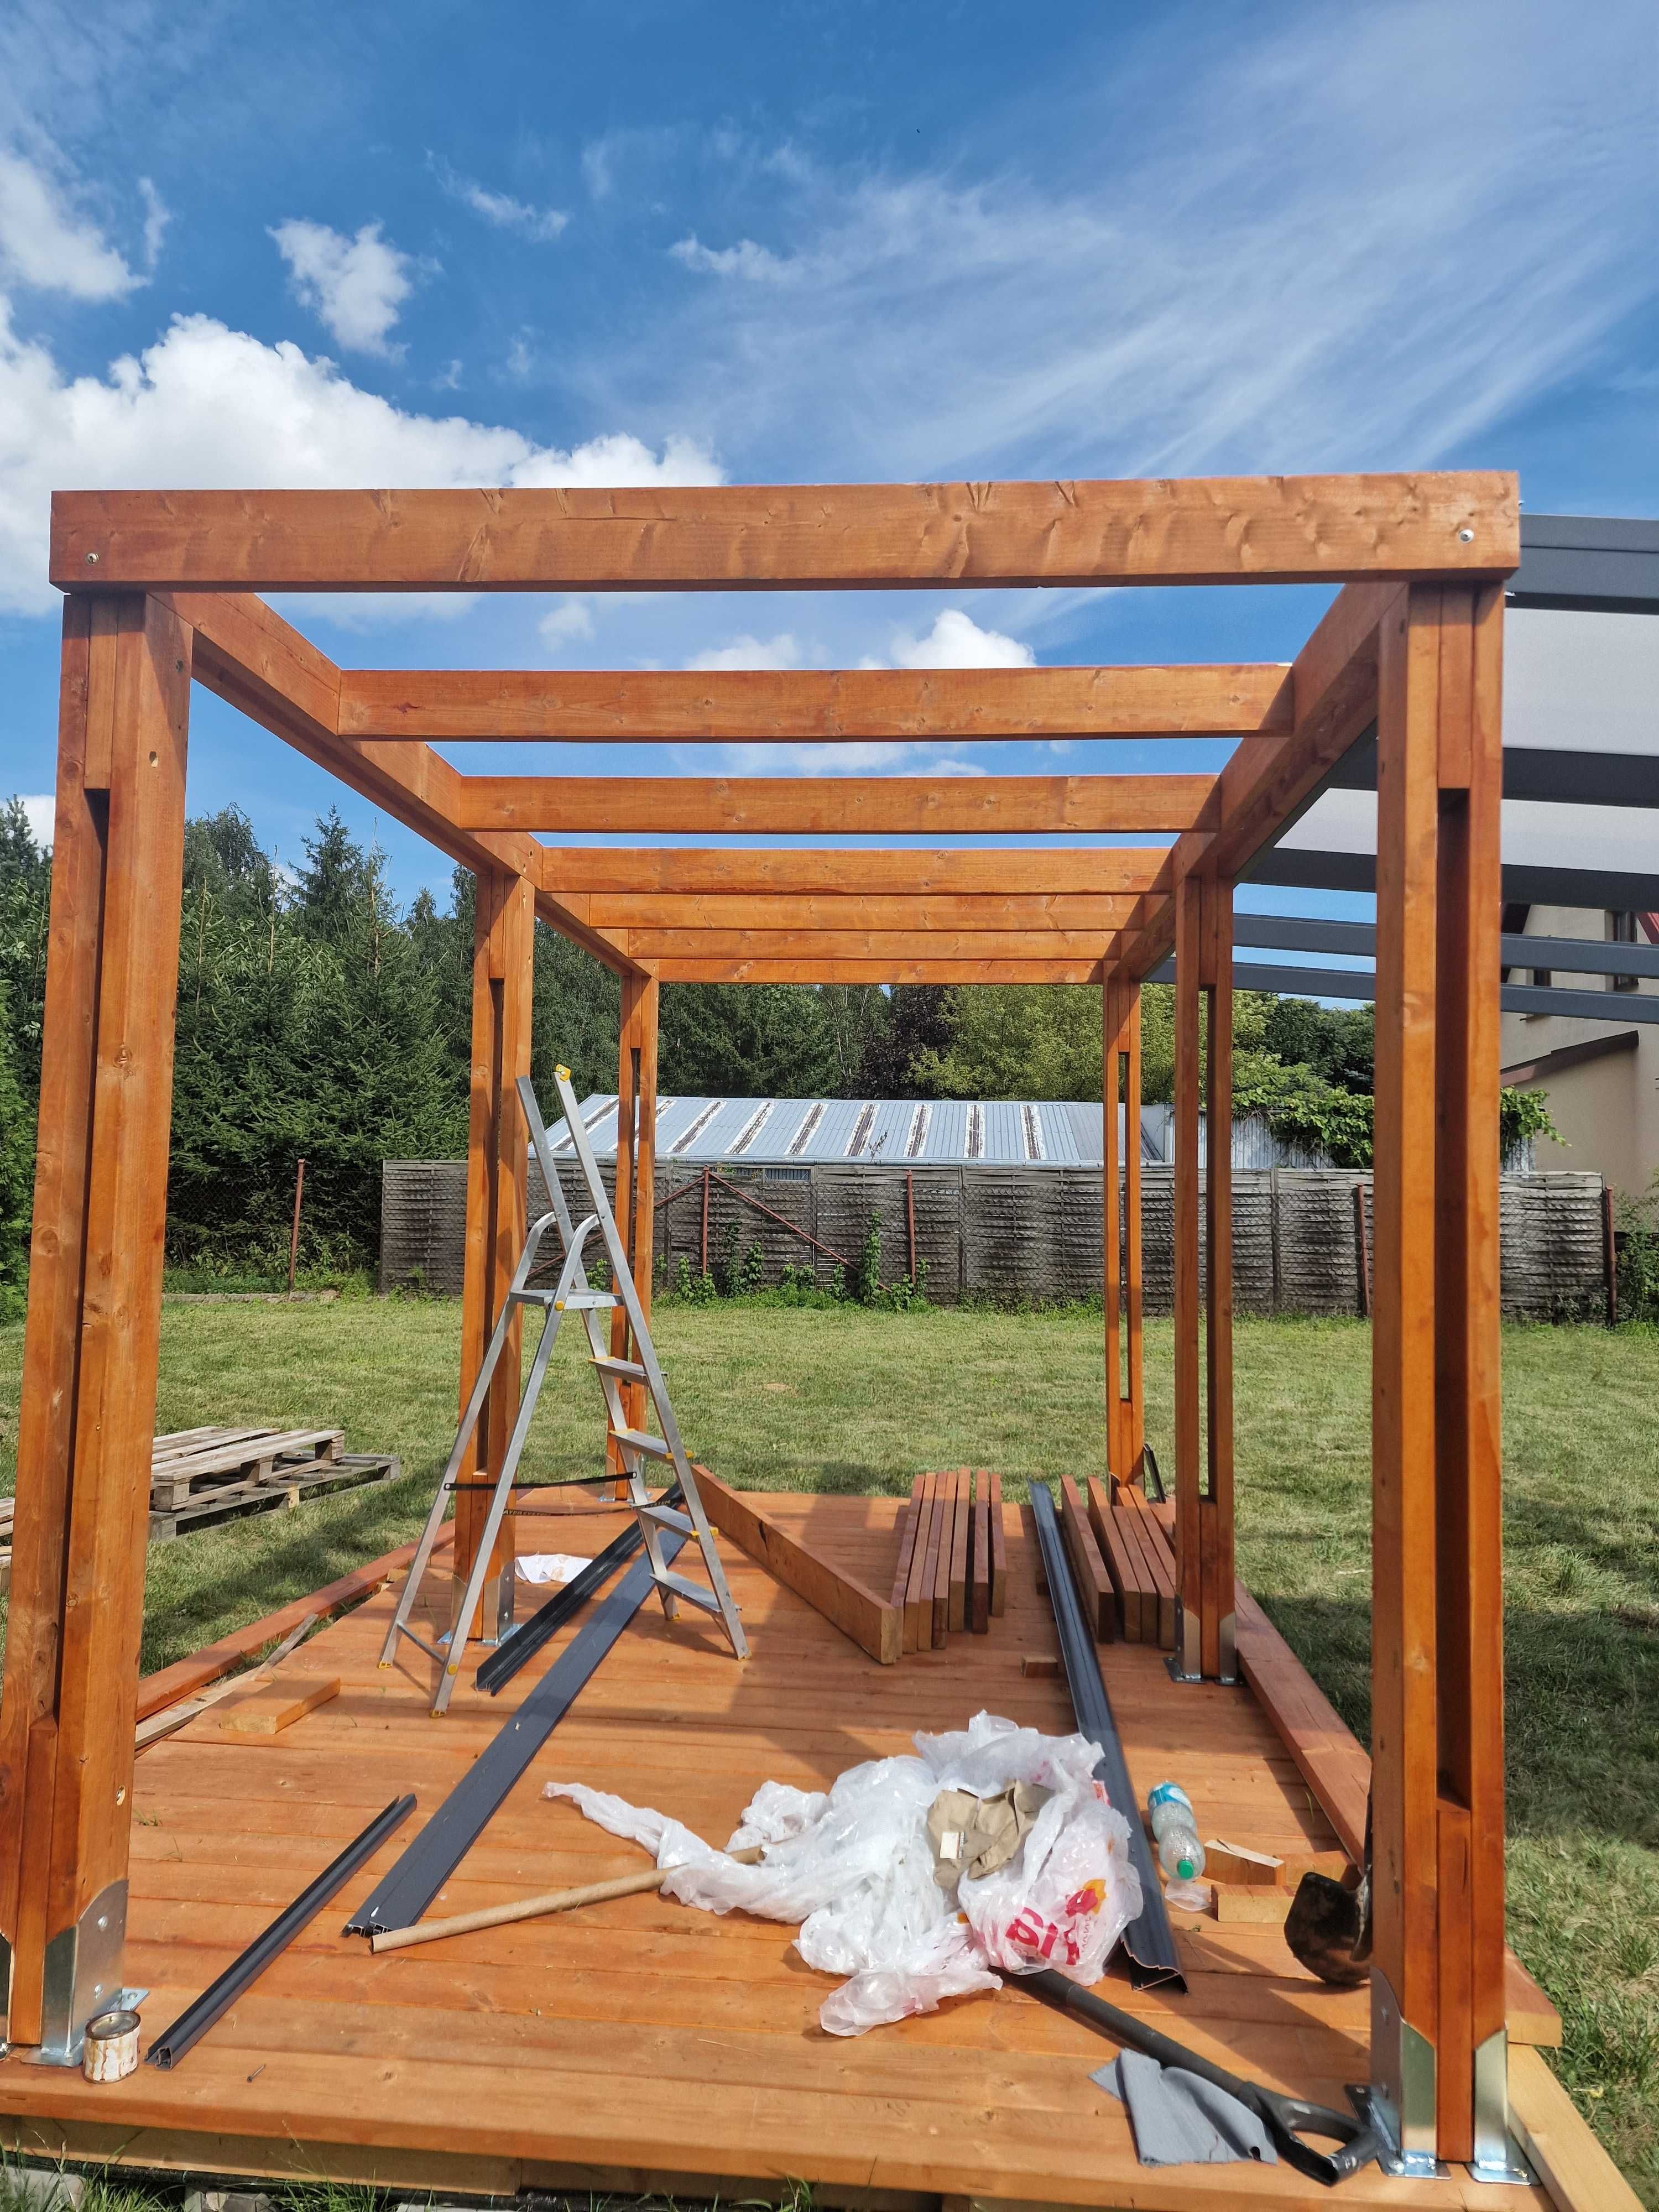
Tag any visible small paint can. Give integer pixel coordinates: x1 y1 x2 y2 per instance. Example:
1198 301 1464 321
82 2007 141 2083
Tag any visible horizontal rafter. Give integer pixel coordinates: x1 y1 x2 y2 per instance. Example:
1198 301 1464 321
583 894 1136 932
607 929 1116 962
536 846 1167 896
340 666 1290 742
53 473 1519 592
644 957 1106 984
451 773 1224 836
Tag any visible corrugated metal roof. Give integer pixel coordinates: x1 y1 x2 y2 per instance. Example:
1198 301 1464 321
564 1093 1162 1167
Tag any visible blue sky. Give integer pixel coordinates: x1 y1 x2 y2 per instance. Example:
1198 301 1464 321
1 0 1655 924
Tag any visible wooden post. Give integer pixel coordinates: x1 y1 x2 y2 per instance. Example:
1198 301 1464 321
0 594 191 2054
453 867 534 1639
1172 872 1234 1680
1172 876 1203 1678
1124 980 1145 1484
608 973 659 1474
1354 1180 1372 1318
1370 583 1510 2171
1202 876 1236 1683
1602 1182 1616 1327
1102 970 1124 1480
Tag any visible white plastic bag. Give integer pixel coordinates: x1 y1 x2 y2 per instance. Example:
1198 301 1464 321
542 1710 1141 2037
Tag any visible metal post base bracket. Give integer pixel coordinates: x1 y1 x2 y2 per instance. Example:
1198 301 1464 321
1345 2084 1451 2183
27 1881 142 2066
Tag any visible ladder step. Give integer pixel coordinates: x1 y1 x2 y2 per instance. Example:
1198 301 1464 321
556 1291 617 1311
639 1503 695 1535
611 1427 673 1459
591 1354 646 1380
654 1570 732 1616
508 1287 559 1307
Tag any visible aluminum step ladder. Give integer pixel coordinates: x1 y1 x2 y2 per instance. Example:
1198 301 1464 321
380 1065 748 1710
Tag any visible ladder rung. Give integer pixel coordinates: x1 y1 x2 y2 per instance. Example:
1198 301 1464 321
611 1427 672 1459
591 1354 646 1379
508 1287 559 1306
556 1291 617 1311
639 1503 694 1535
654 1570 731 1615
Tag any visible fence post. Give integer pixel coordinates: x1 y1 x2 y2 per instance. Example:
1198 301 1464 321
1354 1179 1371 1318
905 1168 917 1284
1602 1182 1617 1326
288 1157 306 1297
701 1166 710 1280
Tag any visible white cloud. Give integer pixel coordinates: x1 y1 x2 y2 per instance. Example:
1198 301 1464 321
0 148 138 300
539 598 596 645
690 739 989 779
269 218 419 356
880 608 1034 671
138 177 169 269
685 632 802 672
13 793 54 848
431 159 568 243
0 306 723 615
669 235 796 283
585 3 1658 481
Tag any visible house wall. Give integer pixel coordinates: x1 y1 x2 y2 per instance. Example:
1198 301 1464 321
1500 903 1659 1198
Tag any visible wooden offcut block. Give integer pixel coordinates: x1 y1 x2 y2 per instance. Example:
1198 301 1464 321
1212 1882 1293 1925
218 1673 340 1736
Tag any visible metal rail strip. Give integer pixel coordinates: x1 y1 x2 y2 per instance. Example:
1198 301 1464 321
474 1497 677 1695
146 1794 416 2067
344 1538 686 1937
1029 1483 1183 1991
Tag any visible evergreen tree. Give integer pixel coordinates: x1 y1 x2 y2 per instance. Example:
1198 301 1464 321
852 984 954 1095
0 974 33 1319
0 798 52 1100
659 983 837 1095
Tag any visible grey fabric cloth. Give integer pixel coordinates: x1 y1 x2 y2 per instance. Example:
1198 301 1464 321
1092 2052 1278 2167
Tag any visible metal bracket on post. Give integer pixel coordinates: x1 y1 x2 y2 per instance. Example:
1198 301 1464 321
1469 2027 1538 2188
1350 1970 1446 2180
1165 1598 1203 1684
28 1881 147 2067
1217 1606 1238 1687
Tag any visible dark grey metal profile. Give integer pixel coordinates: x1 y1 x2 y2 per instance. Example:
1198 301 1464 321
345 1537 686 1937
1323 732 1659 810
1233 913 1659 982
1147 953 1659 1022
1028 1483 1182 1991
1246 846 1659 916
1511 514 1659 615
145 1793 416 2068
474 1497 674 1695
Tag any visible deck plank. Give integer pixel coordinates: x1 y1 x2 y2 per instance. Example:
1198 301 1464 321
0 1492 1561 2210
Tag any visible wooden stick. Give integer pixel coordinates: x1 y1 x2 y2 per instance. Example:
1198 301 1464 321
369 1844 764 1953
135 1614 317 1750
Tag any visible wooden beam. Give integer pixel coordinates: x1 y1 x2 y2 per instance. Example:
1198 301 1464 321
163 591 640 978
1171 875 1203 1683
1202 874 1235 1683
451 773 1226 836
607 930 1117 963
0 594 191 2052
1120 580 1402 978
589 895 1135 933
538 847 1166 896
55 473 1519 591
694 1467 900 1665
643 958 1105 983
452 867 534 1635
341 667 1290 743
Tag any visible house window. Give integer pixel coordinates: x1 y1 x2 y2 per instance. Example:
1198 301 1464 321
1611 911 1638 992
1531 967 1552 989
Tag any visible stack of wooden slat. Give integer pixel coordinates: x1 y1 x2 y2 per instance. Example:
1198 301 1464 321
1052 1472 1177 1648
889 1469 1006 1654
148 1426 401 1541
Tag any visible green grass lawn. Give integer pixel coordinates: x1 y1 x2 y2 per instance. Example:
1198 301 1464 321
0 1298 1656 2201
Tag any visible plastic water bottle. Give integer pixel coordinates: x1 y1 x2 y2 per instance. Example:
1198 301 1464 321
1147 1782 1208 1907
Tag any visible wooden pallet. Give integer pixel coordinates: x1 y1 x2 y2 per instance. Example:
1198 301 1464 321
150 1425 346 1507
149 1451 400 1542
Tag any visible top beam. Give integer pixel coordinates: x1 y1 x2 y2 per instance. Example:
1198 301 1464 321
53 473 1519 593
338 665 1291 741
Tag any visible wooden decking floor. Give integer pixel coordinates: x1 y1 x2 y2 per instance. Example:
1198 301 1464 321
0 1495 1556 2211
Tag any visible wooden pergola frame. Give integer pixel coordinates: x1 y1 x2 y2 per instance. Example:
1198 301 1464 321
1 472 1515 2169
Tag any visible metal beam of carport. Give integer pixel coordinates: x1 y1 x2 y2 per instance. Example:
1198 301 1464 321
1144 954 1659 1024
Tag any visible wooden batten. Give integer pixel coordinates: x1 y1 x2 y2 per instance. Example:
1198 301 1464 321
536 847 1167 898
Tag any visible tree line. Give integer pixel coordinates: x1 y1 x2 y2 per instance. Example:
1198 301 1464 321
0 797 1547 1305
